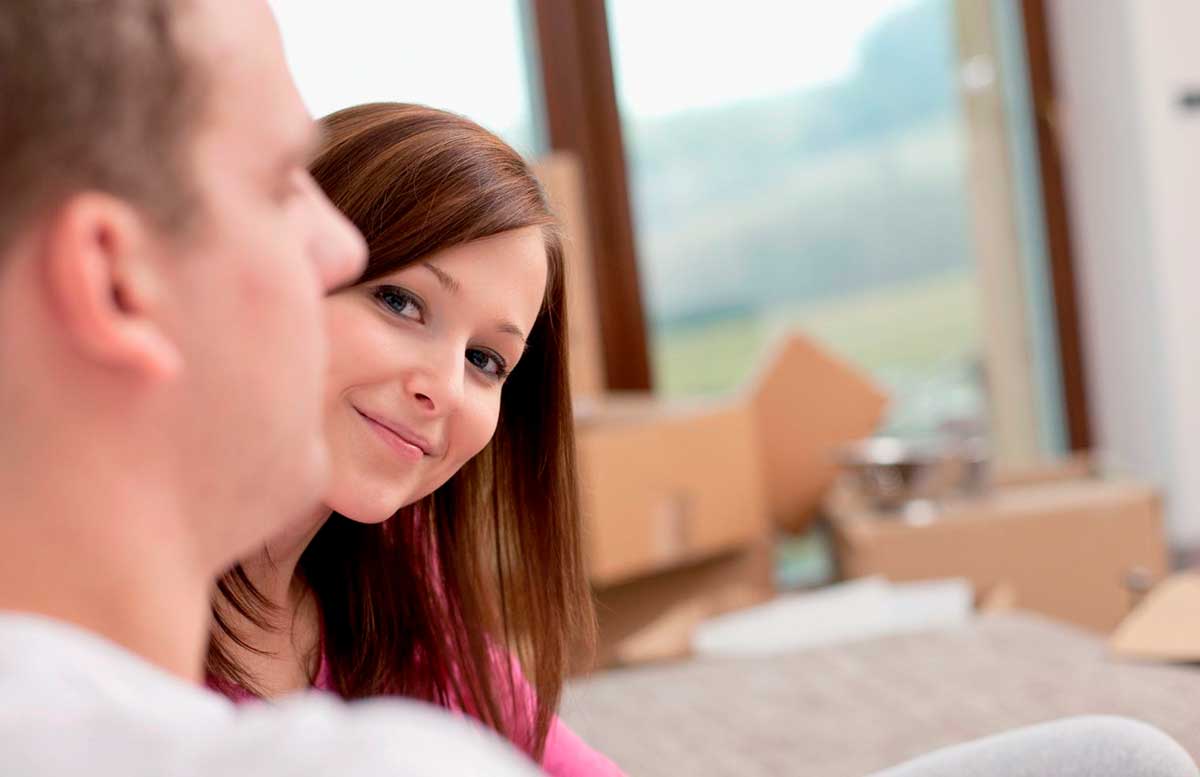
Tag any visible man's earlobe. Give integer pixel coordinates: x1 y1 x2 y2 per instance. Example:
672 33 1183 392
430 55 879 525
41 193 182 381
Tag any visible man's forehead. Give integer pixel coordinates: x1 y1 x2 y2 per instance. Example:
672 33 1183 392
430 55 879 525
185 0 314 156
179 0 274 63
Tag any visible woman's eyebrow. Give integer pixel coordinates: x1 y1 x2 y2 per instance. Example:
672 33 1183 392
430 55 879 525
421 261 527 342
422 262 460 294
497 322 526 343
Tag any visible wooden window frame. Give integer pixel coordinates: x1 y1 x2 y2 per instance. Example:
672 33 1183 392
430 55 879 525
1020 0 1092 450
529 0 651 391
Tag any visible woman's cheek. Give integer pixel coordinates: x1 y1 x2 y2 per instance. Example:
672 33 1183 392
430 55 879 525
325 305 405 387
464 395 504 463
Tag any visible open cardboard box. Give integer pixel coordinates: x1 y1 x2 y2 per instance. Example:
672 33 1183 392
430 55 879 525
742 334 888 533
576 331 889 586
574 334 889 668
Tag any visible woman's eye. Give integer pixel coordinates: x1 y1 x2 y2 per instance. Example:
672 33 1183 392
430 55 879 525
467 348 509 380
374 286 424 322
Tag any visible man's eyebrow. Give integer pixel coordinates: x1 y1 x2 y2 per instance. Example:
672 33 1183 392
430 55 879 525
422 262 461 294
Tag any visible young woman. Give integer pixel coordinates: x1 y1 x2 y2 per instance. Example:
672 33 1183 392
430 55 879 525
207 102 622 776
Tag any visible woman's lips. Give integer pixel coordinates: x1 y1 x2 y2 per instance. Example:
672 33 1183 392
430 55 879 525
355 409 426 463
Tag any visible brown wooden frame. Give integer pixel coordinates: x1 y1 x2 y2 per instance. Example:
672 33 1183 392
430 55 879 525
1020 0 1092 450
529 0 652 391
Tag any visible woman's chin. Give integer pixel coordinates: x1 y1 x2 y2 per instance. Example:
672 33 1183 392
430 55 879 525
326 489 406 525
341 508 395 525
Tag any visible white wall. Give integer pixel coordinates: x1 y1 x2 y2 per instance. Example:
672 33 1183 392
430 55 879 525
1047 0 1200 546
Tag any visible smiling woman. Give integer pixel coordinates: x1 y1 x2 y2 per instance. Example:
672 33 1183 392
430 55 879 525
325 227 550 522
207 103 622 776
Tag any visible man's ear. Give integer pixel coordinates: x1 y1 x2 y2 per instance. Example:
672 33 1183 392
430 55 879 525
40 193 183 381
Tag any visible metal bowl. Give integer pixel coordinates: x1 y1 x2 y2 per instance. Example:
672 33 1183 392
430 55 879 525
836 436 988 513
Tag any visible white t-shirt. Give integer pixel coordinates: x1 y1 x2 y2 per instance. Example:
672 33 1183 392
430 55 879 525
0 612 541 776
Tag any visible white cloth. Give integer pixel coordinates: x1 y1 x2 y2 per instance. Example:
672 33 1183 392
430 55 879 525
0 612 539 776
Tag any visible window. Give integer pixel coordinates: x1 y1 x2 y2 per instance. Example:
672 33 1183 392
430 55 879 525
606 0 1064 451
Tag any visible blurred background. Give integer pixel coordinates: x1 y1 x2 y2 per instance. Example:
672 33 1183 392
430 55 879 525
267 1 1200 770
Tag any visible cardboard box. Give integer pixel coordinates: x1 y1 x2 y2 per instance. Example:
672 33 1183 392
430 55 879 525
742 333 888 534
829 479 1170 632
1110 573 1200 661
576 395 770 586
530 153 606 404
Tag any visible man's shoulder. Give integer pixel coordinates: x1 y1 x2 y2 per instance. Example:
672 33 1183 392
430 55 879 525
0 611 233 769
0 612 537 776
0 612 225 718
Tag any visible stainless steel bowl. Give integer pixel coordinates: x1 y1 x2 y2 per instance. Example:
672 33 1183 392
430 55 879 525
836 436 989 513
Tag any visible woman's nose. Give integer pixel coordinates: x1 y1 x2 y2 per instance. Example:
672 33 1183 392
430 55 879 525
405 348 465 417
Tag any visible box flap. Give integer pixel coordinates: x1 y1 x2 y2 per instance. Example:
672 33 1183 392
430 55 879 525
1110 572 1200 661
744 331 888 532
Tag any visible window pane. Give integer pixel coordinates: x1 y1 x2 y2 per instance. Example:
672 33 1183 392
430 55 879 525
608 0 1019 440
268 1 543 157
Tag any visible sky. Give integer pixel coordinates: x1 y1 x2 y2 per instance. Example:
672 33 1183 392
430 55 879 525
268 0 537 138
268 0 912 139
607 0 913 118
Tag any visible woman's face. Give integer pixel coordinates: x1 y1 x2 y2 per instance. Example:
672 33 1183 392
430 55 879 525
321 226 549 523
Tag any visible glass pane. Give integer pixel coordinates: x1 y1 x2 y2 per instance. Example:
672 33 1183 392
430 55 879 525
608 0 1007 439
268 0 543 157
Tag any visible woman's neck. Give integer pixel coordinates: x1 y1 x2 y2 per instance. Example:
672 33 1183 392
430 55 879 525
215 506 331 696
244 506 330 604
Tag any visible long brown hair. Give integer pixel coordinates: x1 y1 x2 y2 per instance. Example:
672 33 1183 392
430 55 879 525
208 103 594 759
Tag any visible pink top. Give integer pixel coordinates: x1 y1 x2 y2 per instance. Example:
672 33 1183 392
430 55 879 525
209 655 623 777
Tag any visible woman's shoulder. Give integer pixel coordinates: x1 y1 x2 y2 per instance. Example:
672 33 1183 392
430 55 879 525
542 716 626 777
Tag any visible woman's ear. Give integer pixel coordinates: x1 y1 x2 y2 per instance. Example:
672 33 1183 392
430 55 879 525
40 192 183 381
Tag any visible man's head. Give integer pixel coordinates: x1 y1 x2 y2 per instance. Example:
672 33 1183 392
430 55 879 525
0 0 366 568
